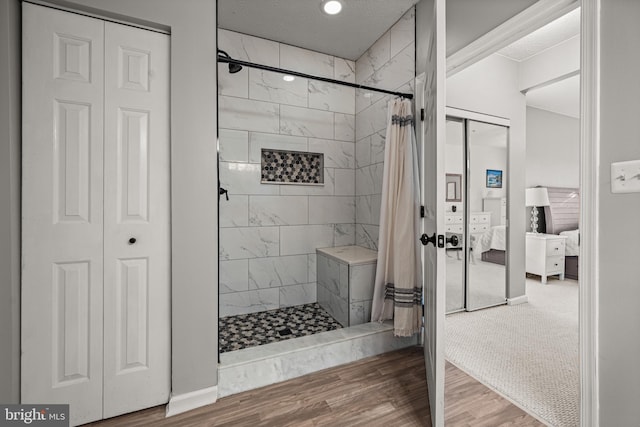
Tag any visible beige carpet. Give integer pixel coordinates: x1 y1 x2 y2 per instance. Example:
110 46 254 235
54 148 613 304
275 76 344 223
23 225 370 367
445 277 579 427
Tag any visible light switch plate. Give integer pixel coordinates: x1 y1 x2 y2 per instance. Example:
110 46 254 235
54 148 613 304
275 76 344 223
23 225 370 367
611 159 640 193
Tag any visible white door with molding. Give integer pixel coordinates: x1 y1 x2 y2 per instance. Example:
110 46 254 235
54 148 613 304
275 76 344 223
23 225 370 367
21 4 170 425
417 0 447 425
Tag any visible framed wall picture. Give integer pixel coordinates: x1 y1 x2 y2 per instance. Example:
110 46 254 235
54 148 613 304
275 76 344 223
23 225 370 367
486 169 503 188
446 173 462 201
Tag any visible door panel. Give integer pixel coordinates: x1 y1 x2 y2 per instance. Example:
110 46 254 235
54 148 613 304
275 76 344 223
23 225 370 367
102 22 171 419
22 4 105 424
420 0 446 425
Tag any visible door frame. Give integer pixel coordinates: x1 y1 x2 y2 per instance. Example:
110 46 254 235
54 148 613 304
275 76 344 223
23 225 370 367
446 1 599 425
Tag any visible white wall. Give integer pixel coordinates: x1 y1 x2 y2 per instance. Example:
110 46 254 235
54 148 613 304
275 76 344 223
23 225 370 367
0 0 219 400
526 106 579 188
354 8 416 250
598 1 640 424
446 53 527 299
217 30 356 317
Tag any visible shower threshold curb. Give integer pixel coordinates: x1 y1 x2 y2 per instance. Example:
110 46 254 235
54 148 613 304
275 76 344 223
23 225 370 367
217 321 417 398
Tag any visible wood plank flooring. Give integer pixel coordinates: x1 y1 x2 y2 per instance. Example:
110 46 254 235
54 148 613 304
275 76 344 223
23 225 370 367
86 347 544 426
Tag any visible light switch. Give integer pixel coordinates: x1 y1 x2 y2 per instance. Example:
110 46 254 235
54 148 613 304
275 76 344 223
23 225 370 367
611 160 640 193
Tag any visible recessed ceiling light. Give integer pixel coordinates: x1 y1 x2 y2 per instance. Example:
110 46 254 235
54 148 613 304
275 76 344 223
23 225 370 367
322 0 342 15
283 75 295 82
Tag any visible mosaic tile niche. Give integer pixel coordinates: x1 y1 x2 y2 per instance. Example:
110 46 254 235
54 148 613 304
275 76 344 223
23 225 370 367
261 149 324 185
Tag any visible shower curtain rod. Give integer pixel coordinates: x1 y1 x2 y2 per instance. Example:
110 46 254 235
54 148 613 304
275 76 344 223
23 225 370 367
217 54 413 100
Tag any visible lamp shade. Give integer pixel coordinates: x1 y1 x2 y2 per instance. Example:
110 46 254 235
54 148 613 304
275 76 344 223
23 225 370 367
526 187 550 207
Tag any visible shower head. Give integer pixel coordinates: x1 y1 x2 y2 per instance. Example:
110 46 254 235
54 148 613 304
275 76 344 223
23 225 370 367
218 49 243 74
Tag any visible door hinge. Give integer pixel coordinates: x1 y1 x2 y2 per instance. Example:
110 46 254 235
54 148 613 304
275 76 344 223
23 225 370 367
420 206 425 218
420 108 425 121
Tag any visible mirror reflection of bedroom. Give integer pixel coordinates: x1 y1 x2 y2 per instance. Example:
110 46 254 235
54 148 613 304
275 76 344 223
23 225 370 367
444 6 580 427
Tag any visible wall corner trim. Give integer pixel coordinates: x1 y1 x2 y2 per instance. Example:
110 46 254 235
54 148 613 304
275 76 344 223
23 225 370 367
165 386 218 418
506 295 528 306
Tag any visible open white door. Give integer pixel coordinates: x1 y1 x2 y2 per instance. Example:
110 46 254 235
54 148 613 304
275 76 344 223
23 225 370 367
417 0 446 425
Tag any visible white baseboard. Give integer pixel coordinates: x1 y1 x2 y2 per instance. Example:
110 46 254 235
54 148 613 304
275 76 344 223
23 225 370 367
165 385 218 417
507 295 528 305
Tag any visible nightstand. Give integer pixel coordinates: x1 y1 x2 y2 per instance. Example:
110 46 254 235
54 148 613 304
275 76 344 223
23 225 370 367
526 233 567 284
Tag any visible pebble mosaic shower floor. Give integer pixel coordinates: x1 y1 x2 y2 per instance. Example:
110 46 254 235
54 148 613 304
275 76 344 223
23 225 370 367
219 303 343 353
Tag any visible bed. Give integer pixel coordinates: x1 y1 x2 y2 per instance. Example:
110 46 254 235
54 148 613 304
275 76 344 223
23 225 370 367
543 187 580 280
473 225 507 265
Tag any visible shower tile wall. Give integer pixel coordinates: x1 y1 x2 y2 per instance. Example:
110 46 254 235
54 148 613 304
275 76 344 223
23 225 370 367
218 29 357 317
354 8 416 250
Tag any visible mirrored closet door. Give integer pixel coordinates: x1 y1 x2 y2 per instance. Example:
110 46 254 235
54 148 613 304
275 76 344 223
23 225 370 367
445 115 509 313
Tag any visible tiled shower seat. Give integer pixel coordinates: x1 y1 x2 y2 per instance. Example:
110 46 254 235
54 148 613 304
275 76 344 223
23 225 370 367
316 245 377 327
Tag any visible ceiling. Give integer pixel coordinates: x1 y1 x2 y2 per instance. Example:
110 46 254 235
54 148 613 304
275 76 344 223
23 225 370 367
497 7 580 62
217 0 419 61
496 7 581 119
526 74 580 118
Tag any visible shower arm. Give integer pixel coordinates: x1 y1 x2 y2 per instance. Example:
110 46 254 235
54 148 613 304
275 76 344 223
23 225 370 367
216 53 413 100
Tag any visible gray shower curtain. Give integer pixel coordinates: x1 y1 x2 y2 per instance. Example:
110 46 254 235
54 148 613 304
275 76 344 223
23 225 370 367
371 98 422 337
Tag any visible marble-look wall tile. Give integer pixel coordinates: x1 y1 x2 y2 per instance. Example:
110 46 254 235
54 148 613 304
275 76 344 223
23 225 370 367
371 194 382 225
280 105 334 139
280 224 334 255
249 195 308 226
219 96 280 133
370 131 386 164
334 113 355 142
308 254 317 283
350 263 376 302
334 169 355 196
218 63 248 98
308 81 355 115
355 224 379 251
220 194 249 228
219 227 279 260
334 58 356 83
280 44 334 79
280 283 316 307
308 139 355 169
279 168 335 196
350 302 365 326
317 283 330 309
249 69 308 107
360 43 415 93
248 255 308 289
219 288 280 317
248 132 307 163
339 263 349 300
355 137 371 168
390 8 415 57
308 196 355 225
219 162 279 195
355 96 389 141
355 195 374 225
219 259 249 294
316 253 340 292
334 224 356 246
355 165 377 196
356 32 390 84
219 129 249 163
218 29 280 67
330 292 349 327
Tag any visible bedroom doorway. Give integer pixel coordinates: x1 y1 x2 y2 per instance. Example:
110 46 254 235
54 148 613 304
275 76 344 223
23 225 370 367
445 110 510 314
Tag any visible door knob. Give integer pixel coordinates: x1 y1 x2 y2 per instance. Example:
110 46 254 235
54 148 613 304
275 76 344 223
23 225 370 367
420 233 436 246
446 235 459 247
128 237 137 245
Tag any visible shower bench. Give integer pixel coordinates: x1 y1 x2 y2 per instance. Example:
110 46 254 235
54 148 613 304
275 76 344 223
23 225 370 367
316 245 377 327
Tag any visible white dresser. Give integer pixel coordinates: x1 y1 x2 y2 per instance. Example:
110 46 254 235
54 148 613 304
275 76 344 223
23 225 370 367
525 233 567 284
445 212 492 248
483 197 506 226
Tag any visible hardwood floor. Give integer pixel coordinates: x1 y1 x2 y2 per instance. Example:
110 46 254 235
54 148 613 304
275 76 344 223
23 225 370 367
86 347 543 426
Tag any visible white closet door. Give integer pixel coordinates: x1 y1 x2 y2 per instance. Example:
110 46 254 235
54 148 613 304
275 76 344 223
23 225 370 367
21 3 105 425
102 22 170 418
